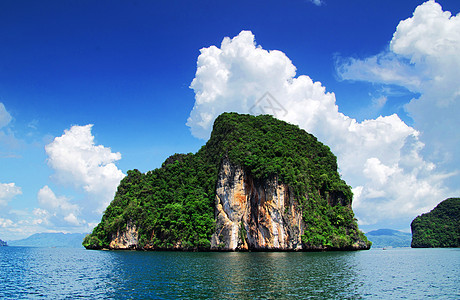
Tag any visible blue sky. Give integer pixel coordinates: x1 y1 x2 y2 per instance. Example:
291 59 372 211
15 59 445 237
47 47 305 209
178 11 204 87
1 0 459 240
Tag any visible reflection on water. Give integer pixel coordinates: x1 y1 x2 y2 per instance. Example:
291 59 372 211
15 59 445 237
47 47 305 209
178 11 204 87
1 247 459 299
109 251 364 299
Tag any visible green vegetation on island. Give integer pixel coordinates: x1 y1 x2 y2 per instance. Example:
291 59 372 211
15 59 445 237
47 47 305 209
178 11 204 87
0 239 7 247
84 113 370 250
411 198 460 248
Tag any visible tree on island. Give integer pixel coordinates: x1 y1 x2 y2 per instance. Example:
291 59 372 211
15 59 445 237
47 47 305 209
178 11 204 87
411 198 460 248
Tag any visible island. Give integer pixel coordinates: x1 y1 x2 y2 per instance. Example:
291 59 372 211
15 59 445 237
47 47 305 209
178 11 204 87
0 239 7 247
84 113 371 251
411 198 460 248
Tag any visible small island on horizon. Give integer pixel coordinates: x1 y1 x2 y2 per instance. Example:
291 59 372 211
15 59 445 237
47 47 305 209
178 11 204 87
365 229 412 248
7 232 87 248
84 113 371 251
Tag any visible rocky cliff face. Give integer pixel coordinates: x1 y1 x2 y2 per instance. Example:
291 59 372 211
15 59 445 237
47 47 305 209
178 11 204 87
211 158 304 251
91 156 369 251
108 222 138 250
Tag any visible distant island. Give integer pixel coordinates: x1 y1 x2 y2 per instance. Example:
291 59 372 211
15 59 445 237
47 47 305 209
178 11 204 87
366 229 411 248
8 233 87 248
0 239 7 247
84 113 370 251
411 198 460 248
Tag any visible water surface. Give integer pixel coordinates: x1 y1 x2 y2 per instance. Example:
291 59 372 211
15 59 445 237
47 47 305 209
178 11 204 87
1 247 458 299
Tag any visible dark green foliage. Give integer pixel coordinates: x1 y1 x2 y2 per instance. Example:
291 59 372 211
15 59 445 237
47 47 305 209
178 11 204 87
83 113 369 250
411 198 460 248
203 113 351 202
203 113 367 249
83 155 217 250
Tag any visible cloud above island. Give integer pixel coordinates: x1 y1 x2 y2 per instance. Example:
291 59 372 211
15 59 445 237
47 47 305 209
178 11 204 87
45 124 125 214
0 105 126 238
5 124 126 238
337 0 460 169
37 185 81 226
187 2 458 228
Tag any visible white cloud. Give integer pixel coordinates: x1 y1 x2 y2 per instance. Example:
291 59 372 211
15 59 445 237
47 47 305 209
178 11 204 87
308 0 324 6
0 182 22 206
37 185 80 225
32 208 50 225
336 0 460 225
45 124 125 213
37 185 84 226
0 103 12 128
0 103 23 156
337 0 460 169
0 125 124 240
64 213 80 226
187 29 454 228
353 154 449 225
336 52 422 92
372 96 387 110
187 30 296 139
0 217 14 228
0 205 92 240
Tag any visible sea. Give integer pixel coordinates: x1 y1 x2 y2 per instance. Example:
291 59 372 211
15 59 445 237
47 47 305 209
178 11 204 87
0 247 458 299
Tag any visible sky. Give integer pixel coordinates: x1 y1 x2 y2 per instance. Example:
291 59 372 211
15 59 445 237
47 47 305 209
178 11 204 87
1 0 459 240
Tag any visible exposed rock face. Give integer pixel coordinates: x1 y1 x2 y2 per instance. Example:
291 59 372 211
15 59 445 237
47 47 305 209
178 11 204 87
211 158 304 251
109 222 138 250
95 156 369 251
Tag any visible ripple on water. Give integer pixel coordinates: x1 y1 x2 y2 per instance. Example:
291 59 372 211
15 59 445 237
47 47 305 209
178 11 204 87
1 247 459 299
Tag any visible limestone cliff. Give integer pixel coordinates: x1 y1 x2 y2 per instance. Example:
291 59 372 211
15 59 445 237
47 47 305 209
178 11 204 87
109 222 139 250
211 157 303 250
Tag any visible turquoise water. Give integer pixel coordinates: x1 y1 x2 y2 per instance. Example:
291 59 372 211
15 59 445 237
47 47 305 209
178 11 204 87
1 247 458 299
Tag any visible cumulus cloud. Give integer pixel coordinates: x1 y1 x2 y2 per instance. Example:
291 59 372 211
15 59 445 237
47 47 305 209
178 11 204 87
187 29 454 228
37 185 81 226
337 0 460 169
0 217 14 228
0 206 84 241
0 124 124 239
0 182 22 206
188 31 296 139
45 124 125 213
32 208 51 225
